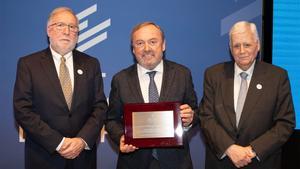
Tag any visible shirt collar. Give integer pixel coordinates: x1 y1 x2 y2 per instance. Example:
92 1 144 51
50 46 73 62
234 61 255 79
137 60 164 75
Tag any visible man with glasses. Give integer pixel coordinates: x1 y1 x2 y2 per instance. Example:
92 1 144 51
13 7 108 169
105 22 198 169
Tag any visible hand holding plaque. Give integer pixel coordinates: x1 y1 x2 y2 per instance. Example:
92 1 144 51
124 102 183 148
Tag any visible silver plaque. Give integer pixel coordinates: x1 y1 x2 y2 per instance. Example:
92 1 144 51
132 110 174 138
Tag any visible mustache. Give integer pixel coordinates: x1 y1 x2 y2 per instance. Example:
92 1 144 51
142 50 155 56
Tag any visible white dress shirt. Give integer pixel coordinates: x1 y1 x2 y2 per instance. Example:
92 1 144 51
234 62 255 112
137 60 163 103
50 46 74 91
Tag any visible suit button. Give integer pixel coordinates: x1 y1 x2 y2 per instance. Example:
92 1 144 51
68 114 72 118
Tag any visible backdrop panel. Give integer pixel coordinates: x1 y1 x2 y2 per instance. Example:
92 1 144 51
0 0 262 168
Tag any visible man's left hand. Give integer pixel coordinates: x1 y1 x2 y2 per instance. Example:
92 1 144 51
58 137 85 159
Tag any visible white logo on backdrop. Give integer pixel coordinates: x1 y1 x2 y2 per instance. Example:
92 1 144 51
76 4 111 78
76 4 111 52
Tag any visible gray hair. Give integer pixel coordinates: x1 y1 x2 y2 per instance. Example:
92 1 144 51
47 7 78 26
229 21 260 47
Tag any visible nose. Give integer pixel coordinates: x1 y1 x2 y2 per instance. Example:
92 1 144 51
62 25 70 35
144 42 150 51
240 45 245 53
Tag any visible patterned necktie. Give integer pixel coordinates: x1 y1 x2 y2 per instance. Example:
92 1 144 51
59 56 73 110
147 71 159 160
236 72 248 127
147 71 159 103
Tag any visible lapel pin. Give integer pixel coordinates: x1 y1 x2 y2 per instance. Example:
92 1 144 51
77 69 83 75
256 84 262 90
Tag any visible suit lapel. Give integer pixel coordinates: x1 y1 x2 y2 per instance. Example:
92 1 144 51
71 51 85 110
221 62 237 129
127 65 145 103
238 61 264 128
159 60 175 102
40 48 68 109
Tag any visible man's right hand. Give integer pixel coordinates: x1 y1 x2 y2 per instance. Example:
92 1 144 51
119 135 138 153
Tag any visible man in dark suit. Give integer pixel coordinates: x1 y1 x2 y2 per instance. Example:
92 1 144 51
199 21 295 169
13 7 108 169
105 22 198 169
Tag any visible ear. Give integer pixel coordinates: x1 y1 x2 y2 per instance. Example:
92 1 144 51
46 26 51 37
162 40 166 52
257 41 261 51
132 46 136 55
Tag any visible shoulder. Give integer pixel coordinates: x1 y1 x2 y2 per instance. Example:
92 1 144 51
164 60 191 74
204 61 233 76
73 50 99 63
19 48 49 62
256 61 287 74
112 64 136 81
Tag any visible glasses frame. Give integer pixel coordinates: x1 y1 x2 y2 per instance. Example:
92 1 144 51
49 22 79 33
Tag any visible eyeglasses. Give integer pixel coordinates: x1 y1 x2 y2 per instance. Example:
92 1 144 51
232 43 255 50
132 39 161 48
49 22 79 33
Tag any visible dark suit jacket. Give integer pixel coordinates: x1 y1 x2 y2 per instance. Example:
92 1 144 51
200 61 295 169
105 60 198 169
13 48 108 169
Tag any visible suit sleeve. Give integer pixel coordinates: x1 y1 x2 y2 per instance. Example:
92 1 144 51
76 58 108 147
250 70 295 161
105 75 124 145
13 58 63 153
199 69 235 159
183 69 199 126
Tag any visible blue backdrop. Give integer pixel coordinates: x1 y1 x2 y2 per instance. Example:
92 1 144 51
272 0 300 129
0 0 262 168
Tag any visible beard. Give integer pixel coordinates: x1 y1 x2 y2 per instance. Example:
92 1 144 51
137 49 162 70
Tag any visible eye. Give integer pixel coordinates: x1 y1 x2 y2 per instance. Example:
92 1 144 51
149 39 158 46
69 25 78 32
243 43 252 48
233 44 240 49
134 41 145 48
56 22 65 28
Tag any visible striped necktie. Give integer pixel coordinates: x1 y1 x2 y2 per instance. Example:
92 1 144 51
59 56 73 110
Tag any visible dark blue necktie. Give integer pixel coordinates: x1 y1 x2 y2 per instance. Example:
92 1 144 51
147 71 159 160
147 71 159 103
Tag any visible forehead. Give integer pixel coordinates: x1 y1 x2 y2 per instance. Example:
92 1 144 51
231 28 256 43
50 11 77 24
132 25 162 40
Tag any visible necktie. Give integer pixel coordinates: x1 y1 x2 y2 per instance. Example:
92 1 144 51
236 72 248 127
147 71 159 160
147 71 159 103
59 56 73 110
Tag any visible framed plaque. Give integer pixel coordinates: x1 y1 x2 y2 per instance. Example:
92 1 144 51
124 102 183 148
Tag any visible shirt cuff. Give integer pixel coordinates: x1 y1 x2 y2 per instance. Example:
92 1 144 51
56 137 65 151
79 137 90 150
